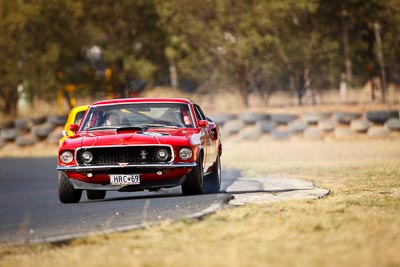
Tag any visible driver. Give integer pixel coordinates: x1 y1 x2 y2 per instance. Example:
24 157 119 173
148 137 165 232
103 111 122 126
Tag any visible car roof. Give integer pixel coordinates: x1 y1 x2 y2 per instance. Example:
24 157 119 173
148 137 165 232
71 105 89 112
90 98 193 107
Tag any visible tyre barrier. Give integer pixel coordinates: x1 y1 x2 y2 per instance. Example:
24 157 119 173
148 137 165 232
1 109 400 148
0 114 67 148
217 109 399 141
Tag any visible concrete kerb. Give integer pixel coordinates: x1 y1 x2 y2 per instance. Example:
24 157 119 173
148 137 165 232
227 177 330 205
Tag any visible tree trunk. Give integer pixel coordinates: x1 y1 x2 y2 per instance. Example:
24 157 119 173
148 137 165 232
169 65 178 88
342 22 353 84
303 66 315 105
373 21 387 103
239 80 250 108
0 89 18 116
290 76 301 105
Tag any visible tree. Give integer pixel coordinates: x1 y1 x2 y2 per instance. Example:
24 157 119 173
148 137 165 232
82 0 168 98
0 1 28 115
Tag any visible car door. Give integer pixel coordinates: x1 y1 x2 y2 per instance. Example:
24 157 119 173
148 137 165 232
194 104 216 172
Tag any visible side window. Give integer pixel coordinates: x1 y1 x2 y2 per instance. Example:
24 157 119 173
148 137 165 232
194 105 206 121
74 111 86 125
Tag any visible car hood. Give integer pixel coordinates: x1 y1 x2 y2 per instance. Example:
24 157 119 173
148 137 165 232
69 128 200 147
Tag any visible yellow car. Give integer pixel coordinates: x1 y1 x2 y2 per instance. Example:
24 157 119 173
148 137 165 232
59 105 88 145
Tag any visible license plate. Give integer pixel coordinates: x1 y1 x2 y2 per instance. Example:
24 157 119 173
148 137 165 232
110 174 140 185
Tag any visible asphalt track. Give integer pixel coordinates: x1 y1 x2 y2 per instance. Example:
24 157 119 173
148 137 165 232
0 158 239 244
0 158 330 245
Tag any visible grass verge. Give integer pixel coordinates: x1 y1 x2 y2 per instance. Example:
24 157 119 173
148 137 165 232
1 139 399 267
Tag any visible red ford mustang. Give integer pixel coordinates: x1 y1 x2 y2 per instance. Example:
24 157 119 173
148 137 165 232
57 98 222 203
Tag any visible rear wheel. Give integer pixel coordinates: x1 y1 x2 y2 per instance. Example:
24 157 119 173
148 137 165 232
182 157 204 195
58 172 82 204
204 155 221 193
86 190 106 200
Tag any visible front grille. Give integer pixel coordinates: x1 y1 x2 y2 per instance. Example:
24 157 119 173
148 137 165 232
77 146 172 165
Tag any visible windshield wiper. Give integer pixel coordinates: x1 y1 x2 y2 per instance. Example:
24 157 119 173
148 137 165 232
87 126 150 132
87 126 118 131
134 123 178 129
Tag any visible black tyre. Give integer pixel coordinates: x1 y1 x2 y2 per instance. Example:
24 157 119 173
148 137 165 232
239 112 270 125
15 135 37 147
256 120 277 133
223 119 245 135
366 110 399 124
86 190 106 200
333 112 361 124
32 123 55 139
271 113 298 125
209 114 237 127
47 115 67 126
47 129 64 144
31 116 47 125
1 128 17 141
182 157 204 195
204 155 221 194
14 119 30 130
0 119 13 130
58 172 82 204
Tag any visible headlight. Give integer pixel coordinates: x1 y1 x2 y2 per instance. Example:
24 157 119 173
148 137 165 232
60 151 74 164
156 148 169 161
179 148 192 160
81 151 93 164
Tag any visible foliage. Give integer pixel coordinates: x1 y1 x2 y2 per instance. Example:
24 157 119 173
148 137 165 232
0 0 399 115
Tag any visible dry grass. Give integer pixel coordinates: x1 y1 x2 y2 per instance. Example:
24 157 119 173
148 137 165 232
1 139 400 267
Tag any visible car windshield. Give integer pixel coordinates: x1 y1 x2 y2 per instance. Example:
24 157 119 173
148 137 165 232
80 102 195 131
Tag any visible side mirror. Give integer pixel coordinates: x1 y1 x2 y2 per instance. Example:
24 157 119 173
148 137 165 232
69 124 79 133
198 120 208 128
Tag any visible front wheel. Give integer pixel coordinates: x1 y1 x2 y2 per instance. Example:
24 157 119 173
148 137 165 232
182 157 204 195
204 155 221 193
58 172 82 204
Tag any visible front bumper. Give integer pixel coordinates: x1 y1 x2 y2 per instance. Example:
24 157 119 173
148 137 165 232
69 175 187 192
58 162 196 191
